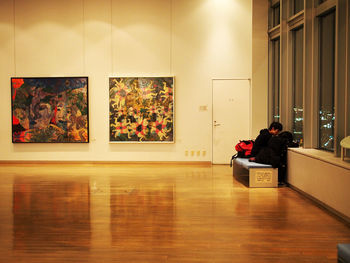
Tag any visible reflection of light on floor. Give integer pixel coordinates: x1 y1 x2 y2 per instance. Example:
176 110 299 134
12 177 91 252
109 180 175 248
0 164 348 262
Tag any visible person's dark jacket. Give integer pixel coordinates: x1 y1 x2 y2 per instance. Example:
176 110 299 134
255 136 286 168
254 131 299 168
253 131 299 182
250 129 272 157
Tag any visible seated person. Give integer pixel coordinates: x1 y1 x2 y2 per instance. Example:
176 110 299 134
249 122 285 184
250 124 299 185
250 122 283 160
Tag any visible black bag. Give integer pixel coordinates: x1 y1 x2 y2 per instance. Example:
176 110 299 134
279 131 299 148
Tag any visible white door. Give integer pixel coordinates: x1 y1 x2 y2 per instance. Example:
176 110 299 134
212 79 250 164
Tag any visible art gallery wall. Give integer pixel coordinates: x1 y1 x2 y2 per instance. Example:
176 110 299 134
0 0 267 162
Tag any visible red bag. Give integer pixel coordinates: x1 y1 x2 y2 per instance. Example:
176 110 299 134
235 140 254 158
230 140 254 167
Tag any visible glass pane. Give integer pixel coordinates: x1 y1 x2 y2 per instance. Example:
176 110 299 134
293 0 303 14
273 4 280 27
319 10 335 151
272 38 280 122
292 27 304 144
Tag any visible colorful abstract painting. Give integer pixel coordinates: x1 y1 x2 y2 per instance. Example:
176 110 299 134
109 77 174 142
11 77 89 143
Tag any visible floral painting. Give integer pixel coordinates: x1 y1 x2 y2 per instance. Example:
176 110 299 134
11 77 89 143
109 77 174 142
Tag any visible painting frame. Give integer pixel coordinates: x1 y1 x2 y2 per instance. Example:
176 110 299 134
11 76 89 143
109 76 175 143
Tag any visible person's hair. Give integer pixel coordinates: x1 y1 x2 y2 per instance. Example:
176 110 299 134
269 122 283 131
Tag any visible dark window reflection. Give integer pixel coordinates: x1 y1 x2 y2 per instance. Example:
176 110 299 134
319 10 335 151
272 38 280 122
292 27 304 144
272 3 280 27
293 0 303 14
13 177 91 252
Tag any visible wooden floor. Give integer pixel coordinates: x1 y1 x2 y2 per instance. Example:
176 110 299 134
0 163 349 263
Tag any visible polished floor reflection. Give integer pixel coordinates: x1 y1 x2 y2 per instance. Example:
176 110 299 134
12 177 91 253
0 163 349 262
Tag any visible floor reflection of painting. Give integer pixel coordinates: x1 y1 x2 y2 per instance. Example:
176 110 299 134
109 77 174 142
110 182 175 248
11 77 89 143
12 177 91 251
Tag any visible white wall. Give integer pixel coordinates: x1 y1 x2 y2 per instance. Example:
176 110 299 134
252 0 268 137
0 0 254 161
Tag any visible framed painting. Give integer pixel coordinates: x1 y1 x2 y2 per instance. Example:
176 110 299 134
109 77 174 142
11 77 89 143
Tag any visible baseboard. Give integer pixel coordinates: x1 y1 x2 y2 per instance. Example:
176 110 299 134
0 160 212 166
289 184 350 227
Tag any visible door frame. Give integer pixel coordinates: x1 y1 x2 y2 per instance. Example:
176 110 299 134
211 78 252 164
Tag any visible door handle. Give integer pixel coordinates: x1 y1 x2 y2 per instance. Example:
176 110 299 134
214 121 221 127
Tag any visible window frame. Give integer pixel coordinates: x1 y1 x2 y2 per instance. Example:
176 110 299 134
317 9 336 151
267 0 350 158
290 25 304 144
268 0 282 124
287 5 305 144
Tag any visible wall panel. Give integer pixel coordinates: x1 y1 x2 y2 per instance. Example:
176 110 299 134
0 0 15 155
0 0 254 161
14 0 84 76
112 0 171 76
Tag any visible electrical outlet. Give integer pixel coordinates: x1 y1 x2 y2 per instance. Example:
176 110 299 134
199 105 208 111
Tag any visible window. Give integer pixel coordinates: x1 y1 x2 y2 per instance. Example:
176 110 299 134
293 0 303 15
318 10 335 151
272 3 280 27
266 0 348 157
292 27 304 143
272 38 280 122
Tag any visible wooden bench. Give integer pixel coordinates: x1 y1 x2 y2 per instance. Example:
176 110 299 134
338 244 350 263
233 158 278 188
